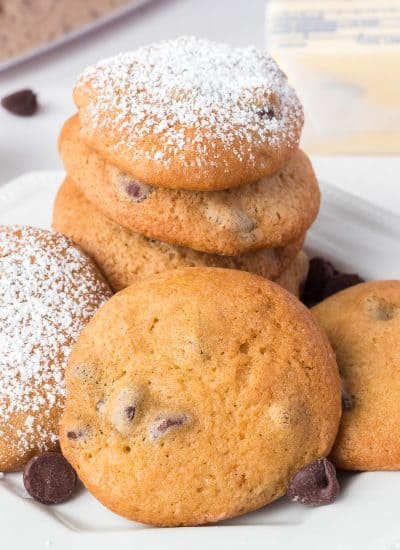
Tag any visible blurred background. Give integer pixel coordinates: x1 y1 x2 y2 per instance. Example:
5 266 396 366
0 0 399 184
266 0 400 155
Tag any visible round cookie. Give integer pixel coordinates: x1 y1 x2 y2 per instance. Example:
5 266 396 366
53 178 306 293
60 267 341 526
59 115 319 255
0 226 112 471
312 280 400 471
74 36 303 191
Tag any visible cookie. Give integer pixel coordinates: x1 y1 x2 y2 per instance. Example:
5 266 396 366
312 280 400 470
73 36 303 191
0 226 112 471
59 115 319 255
60 267 341 526
301 257 364 307
276 250 309 297
53 178 306 293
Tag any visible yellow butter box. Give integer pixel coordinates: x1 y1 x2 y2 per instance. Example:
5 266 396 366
265 0 400 154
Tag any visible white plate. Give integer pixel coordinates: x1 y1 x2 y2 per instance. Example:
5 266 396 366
1 171 400 550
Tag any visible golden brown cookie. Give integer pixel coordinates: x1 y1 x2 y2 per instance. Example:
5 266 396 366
59 115 319 255
74 36 303 191
312 280 400 471
0 226 112 471
276 250 309 297
60 267 341 526
52 178 305 293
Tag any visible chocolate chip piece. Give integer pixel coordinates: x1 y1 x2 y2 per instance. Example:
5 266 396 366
301 257 337 307
23 452 77 505
106 387 140 435
287 458 339 506
66 430 80 440
149 413 188 440
257 107 275 119
1 89 38 116
125 406 136 421
323 273 364 299
124 179 153 203
342 393 353 411
341 377 353 410
66 428 88 440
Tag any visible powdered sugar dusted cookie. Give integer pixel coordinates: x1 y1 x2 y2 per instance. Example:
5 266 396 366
0 226 112 471
59 116 319 255
74 36 303 191
60 268 340 526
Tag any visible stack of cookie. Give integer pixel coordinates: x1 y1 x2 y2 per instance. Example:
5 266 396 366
53 37 320 294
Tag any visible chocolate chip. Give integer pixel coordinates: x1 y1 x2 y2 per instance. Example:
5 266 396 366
125 180 153 203
301 258 363 307
257 107 275 120
342 394 352 410
287 458 339 506
301 257 337 307
149 413 188 440
1 89 38 116
23 452 77 505
126 182 141 198
125 406 136 421
341 377 353 411
107 387 140 435
322 273 364 299
66 429 86 440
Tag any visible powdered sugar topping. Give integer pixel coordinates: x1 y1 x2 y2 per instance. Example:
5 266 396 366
0 226 111 457
76 36 303 165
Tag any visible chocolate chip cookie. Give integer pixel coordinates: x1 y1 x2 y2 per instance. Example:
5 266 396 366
60 267 341 526
74 36 303 191
313 280 400 470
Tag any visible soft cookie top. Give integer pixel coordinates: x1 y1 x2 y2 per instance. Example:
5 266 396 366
60 268 340 526
73 36 304 191
313 280 400 471
0 226 112 471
